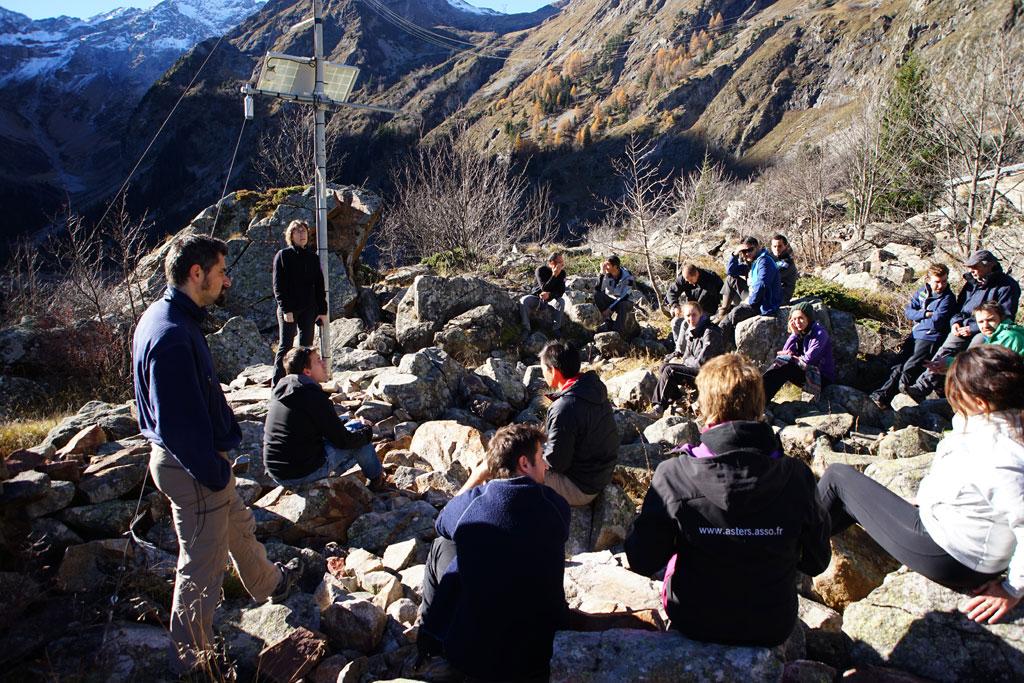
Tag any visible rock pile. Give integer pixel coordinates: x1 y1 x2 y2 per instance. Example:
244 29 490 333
2 265 1021 682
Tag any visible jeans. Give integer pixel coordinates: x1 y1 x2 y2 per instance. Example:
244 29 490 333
273 307 317 386
718 275 748 316
275 442 381 487
519 294 565 332
817 464 999 590
908 328 980 398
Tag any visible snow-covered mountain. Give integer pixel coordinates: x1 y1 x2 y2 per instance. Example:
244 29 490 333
445 0 502 16
0 0 266 246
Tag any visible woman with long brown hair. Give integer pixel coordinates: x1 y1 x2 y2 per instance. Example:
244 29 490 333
817 344 1024 623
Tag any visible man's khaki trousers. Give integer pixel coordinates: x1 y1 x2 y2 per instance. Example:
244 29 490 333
149 445 280 669
544 471 597 507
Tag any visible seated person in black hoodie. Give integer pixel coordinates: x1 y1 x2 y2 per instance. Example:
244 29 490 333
519 250 567 334
665 262 724 315
262 347 381 489
625 353 830 647
540 341 620 506
417 423 570 682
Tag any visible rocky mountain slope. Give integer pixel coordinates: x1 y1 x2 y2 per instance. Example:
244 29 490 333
0 0 266 246
112 0 1021 239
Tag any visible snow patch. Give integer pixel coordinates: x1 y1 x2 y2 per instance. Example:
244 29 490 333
446 0 503 16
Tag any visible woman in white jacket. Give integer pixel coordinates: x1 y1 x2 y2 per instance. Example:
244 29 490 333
817 344 1024 624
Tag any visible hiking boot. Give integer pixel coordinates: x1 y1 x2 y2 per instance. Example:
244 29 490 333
368 475 396 493
269 558 301 603
869 392 888 411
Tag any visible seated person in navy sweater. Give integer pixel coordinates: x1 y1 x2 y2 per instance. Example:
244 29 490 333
625 353 830 647
417 423 571 682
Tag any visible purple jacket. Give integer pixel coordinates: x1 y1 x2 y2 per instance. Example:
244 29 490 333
782 321 835 382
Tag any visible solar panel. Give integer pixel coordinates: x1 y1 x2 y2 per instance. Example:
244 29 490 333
255 52 359 103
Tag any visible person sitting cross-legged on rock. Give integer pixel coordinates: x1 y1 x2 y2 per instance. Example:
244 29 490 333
625 353 831 647
664 262 724 315
870 263 956 409
762 302 835 401
717 236 782 348
262 346 383 490
818 344 1024 624
417 423 571 682
594 254 636 334
539 340 619 507
519 250 567 335
650 300 724 416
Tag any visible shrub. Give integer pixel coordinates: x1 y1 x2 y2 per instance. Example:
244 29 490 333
794 276 906 331
420 248 475 275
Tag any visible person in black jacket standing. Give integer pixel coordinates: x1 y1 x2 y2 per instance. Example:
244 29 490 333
263 346 382 489
519 251 567 334
664 262 723 314
272 220 327 386
539 341 619 506
625 353 830 647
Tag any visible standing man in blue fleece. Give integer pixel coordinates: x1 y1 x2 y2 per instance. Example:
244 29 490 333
133 234 295 672
416 423 570 681
717 236 782 348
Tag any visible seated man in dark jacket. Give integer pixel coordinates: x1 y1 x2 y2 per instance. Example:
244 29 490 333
650 300 724 416
262 347 381 489
625 353 830 647
665 262 723 314
870 263 955 408
540 341 620 506
906 250 1021 401
417 423 570 682
520 250 567 334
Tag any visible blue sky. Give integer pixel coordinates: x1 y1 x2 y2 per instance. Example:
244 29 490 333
1 0 551 21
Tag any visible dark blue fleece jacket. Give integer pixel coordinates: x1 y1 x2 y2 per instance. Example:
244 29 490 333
950 268 1021 334
133 287 241 491
425 476 570 681
905 283 956 342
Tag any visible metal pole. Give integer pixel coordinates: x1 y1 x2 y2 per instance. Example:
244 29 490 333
313 0 332 372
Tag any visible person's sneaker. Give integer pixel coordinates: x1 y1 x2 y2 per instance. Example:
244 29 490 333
869 392 888 411
269 558 301 603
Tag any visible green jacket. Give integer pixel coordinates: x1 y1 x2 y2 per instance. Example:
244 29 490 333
987 319 1024 356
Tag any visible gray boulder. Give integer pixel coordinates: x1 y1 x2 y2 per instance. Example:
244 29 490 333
332 348 389 372
475 357 526 406
549 629 783 682
593 332 628 358
843 570 1024 682
864 453 934 501
877 426 940 460
346 500 438 554
604 369 656 409
434 304 507 364
42 401 138 450
330 317 366 350
395 275 514 352
367 347 463 421
359 324 398 356
252 477 373 543
735 311 788 367
643 415 699 447
206 316 272 384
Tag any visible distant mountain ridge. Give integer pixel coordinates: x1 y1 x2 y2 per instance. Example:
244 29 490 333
0 0 266 247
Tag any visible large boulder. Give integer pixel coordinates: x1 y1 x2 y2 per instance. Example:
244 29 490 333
549 629 784 682
604 369 656 409
643 415 699 447
43 622 173 682
253 476 373 544
433 304 508 364
42 401 138 451
366 347 463 421
563 551 662 614
408 420 488 477
877 426 940 460
206 316 272 384
346 500 439 555
330 317 366 350
812 525 900 611
475 357 526 406
735 311 788 367
331 348 389 373
395 275 515 352
863 452 934 501
843 570 1024 682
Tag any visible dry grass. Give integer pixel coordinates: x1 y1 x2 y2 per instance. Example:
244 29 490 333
0 414 63 459
592 351 662 382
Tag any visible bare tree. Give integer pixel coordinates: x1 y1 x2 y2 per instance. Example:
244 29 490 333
609 135 673 309
51 210 110 323
0 236 45 323
930 46 1024 257
670 152 731 270
732 145 845 269
839 99 887 239
252 105 346 190
381 128 556 265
